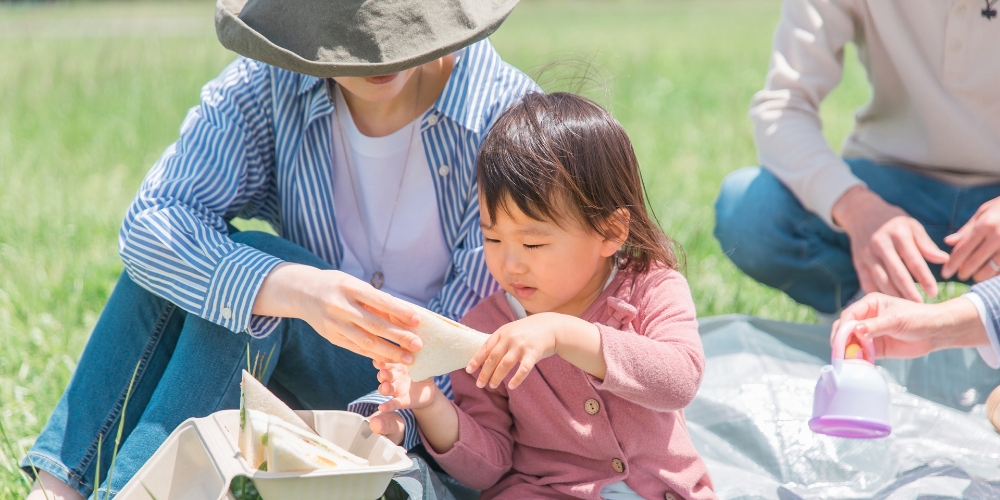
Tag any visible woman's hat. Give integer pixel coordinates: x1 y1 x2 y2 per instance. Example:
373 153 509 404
215 0 518 78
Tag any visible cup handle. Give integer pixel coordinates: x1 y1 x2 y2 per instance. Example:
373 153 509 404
830 320 875 363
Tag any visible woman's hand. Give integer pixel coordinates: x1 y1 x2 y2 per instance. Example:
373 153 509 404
467 313 605 390
835 293 989 358
253 263 422 364
943 197 1000 282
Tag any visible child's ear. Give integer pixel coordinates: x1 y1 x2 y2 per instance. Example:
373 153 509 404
600 208 630 257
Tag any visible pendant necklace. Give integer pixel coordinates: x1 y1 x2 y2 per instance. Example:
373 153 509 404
984 0 997 19
335 68 423 290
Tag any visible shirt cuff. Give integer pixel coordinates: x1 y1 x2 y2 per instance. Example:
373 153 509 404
346 392 421 451
201 244 283 336
963 293 1000 369
803 163 866 231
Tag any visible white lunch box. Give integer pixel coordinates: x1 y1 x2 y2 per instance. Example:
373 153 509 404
116 410 412 500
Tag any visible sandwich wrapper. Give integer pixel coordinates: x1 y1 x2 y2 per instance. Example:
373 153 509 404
116 371 412 500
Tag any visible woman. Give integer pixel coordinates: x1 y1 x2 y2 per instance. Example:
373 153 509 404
23 0 535 497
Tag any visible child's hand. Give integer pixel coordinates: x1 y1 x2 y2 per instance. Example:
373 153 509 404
375 360 441 412
367 411 406 445
466 312 564 390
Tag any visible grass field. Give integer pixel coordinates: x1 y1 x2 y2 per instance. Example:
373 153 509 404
0 0 964 496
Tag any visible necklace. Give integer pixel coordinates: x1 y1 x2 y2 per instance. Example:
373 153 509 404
984 0 997 19
334 68 424 289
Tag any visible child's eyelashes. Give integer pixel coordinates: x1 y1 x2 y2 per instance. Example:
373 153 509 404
484 237 501 244
523 244 544 250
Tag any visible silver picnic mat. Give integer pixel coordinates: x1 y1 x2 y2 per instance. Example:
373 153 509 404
690 315 1000 499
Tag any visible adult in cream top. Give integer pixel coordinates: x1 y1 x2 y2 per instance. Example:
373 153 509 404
715 0 1000 318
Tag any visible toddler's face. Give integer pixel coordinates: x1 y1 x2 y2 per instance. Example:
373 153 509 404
479 197 621 317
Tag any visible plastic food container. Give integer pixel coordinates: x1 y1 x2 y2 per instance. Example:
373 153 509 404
116 410 412 500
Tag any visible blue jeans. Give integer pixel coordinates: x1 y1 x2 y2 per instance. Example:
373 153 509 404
21 231 379 498
714 158 1000 313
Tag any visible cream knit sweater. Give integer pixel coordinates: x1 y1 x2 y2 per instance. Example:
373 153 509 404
751 0 1000 227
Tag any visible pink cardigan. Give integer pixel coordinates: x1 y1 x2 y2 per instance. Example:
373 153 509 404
421 266 716 500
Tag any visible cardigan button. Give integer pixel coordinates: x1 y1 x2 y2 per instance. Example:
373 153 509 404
664 493 678 500
611 458 624 473
584 398 600 415
438 165 451 176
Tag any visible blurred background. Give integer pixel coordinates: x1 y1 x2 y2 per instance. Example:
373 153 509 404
0 0 958 496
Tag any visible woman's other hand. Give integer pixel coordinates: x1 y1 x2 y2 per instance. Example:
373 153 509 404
253 263 422 364
834 293 988 358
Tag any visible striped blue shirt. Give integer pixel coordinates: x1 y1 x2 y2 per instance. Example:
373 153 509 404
119 40 537 449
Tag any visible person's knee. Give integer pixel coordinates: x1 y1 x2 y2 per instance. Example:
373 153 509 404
229 230 280 250
714 167 799 273
229 230 331 269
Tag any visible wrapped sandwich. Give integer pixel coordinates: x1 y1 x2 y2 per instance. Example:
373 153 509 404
239 371 368 472
405 308 490 382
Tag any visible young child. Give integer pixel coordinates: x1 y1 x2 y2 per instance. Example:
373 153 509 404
374 92 716 500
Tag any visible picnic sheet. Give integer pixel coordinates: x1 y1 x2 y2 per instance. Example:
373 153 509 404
690 315 1000 500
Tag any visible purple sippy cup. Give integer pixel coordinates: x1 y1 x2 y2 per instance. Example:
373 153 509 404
809 320 892 439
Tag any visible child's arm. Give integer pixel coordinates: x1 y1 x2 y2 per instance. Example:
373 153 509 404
466 313 606 390
588 270 704 411
373 362 458 453
375 361 516 489
466 270 704 411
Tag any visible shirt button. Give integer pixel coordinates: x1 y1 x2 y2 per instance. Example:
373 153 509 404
664 493 678 500
584 398 600 415
438 165 451 176
221 307 233 320
426 113 439 126
611 458 625 473
949 38 963 50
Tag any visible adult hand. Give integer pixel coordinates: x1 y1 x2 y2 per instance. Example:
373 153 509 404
832 186 948 302
834 293 988 359
253 263 422 364
942 197 1000 283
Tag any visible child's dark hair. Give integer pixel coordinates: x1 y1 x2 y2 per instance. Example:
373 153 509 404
477 92 678 273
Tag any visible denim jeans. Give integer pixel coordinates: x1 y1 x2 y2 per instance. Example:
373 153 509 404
21 231 379 498
714 158 1000 313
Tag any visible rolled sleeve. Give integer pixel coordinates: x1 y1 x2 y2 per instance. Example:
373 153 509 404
202 245 284 336
966 286 1000 369
346 375 454 450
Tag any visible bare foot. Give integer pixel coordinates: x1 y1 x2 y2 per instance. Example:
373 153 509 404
26 471 85 500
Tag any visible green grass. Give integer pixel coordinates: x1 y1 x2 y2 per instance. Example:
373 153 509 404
0 0 965 496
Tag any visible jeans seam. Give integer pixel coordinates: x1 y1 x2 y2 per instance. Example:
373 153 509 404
73 301 177 493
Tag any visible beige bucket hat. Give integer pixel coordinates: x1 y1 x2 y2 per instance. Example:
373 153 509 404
215 0 519 78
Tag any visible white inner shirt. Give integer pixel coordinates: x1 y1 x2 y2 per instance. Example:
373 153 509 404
331 86 451 307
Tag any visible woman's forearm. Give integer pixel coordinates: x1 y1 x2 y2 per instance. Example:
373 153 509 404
252 262 318 318
935 296 990 351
